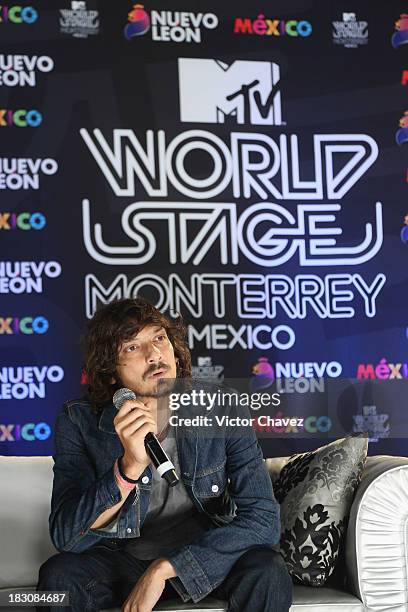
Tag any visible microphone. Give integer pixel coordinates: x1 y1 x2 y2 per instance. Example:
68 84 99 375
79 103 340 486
112 387 179 487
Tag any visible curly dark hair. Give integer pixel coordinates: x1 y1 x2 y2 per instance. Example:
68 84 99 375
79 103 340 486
84 298 191 413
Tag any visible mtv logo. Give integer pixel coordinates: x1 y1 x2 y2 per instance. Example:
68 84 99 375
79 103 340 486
72 1 86 9
343 12 356 21
178 58 283 125
197 356 212 366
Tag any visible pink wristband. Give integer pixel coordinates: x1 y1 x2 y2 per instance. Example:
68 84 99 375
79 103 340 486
114 459 137 491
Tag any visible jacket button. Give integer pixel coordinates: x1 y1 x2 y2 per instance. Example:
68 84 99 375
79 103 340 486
211 484 219 493
126 528 132 533
141 476 149 484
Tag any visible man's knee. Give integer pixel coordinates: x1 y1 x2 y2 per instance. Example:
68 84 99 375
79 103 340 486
235 546 281 571
242 547 291 578
237 547 293 604
38 552 87 590
262 551 292 603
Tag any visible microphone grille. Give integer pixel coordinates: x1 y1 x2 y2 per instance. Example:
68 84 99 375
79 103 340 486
113 387 136 410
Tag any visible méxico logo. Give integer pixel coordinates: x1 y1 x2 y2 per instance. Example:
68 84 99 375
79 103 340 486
0 5 38 24
178 58 283 125
234 14 312 37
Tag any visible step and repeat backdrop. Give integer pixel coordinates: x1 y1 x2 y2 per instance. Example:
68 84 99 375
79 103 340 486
1 1 408 457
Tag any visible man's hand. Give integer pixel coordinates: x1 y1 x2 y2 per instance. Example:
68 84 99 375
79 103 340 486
122 558 177 612
114 398 158 476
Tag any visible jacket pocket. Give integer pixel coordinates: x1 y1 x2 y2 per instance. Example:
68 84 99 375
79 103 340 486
193 464 228 499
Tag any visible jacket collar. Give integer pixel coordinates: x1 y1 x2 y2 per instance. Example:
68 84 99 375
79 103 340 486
98 402 117 434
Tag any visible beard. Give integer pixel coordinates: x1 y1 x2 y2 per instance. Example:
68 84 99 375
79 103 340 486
114 360 177 399
134 376 177 398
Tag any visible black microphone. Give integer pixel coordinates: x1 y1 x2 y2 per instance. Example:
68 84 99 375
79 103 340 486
112 387 179 487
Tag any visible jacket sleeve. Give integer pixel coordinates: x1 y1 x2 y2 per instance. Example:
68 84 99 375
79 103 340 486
49 403 137 552
166 409 281 603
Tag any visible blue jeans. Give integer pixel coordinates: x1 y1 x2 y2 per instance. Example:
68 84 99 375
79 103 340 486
37 540 293 612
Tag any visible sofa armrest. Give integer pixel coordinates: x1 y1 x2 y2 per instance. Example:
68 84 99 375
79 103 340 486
345 455 408 610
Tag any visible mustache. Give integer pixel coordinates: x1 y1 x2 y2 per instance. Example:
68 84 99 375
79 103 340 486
143 361 170 379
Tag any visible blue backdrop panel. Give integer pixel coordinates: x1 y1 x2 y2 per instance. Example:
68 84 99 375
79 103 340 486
1 0 407 457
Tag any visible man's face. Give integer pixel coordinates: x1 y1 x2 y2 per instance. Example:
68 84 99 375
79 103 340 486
115 324 178 399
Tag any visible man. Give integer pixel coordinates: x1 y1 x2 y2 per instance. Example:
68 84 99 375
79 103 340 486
37 298 293 611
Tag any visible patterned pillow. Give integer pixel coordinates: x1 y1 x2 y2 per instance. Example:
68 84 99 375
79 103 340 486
274 434 368 587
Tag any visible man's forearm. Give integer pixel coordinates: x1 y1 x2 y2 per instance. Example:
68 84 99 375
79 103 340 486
153 558 177 579
90 491 129 529
91 456 146 530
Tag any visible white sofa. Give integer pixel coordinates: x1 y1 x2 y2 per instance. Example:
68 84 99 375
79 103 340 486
1 455 408 612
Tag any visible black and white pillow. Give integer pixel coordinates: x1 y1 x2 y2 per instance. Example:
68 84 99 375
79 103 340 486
274 434 368 587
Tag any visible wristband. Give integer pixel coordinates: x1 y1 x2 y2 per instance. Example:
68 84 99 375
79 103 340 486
114 458 137 491
118 456 141 484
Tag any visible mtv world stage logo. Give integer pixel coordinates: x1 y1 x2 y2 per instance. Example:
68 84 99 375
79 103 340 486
60 1 99 39
353 405 390 442
124 4 218 43
178 58 283 125
392 14 408 49
332 13 368 48
192 356 224 381
80 55 386 351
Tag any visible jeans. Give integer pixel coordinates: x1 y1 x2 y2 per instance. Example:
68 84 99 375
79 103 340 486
37 540 293 612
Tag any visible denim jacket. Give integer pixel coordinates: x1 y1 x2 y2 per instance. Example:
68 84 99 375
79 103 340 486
49 392 281 603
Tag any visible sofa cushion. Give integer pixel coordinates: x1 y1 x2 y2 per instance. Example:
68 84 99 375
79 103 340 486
0 456 56 589
273 434 368 587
